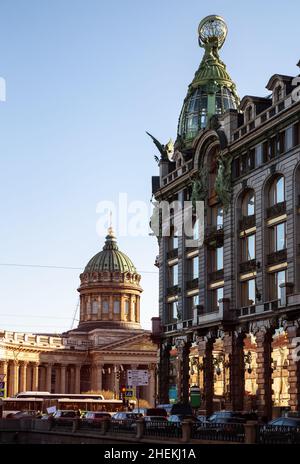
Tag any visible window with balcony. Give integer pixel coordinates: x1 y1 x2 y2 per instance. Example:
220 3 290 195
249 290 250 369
241 278 256 307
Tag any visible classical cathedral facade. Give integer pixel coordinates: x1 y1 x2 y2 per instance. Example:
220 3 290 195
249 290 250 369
0 228 157 404
150 15 300 418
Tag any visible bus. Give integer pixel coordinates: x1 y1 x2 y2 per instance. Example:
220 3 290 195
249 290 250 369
1 392 135 418
16 391 105 400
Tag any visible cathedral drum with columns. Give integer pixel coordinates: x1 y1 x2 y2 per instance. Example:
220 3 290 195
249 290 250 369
0 228 157 405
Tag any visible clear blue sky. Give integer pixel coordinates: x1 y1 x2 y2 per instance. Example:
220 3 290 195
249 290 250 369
0 0 299 333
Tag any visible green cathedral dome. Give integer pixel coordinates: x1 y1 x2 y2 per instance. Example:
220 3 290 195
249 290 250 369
84 228 137 274
177 15 239 144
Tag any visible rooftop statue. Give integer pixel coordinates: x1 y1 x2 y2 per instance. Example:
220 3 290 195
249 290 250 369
146 131 174 163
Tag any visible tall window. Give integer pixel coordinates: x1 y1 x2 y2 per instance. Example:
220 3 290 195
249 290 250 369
212 205 223 229
242 191 255 216
275 222 286 251
242 234 256 261
102 300 109 313
92 299 99 314
212 287 224 310
171 264 178 286
269 176 285 206
169 301 178 321
193 219 200 241
216 247 224 271
241 279 256 306
113 300 120 314
192 257 199 279
124 300 129 315
285 126 294 151
270 270 286 300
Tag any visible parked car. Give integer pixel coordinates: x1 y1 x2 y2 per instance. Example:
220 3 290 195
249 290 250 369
132 407 167 418
53 410 77 425
111 412 139 431
111 412 140 421
260 417 300 444
83 412 111 427
267 417 300 427
157 404 173 416
206 411 246 424
143 416 168 430
168 414 198 425
7 410 39 419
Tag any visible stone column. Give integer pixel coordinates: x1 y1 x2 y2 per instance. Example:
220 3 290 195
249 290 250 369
287 324 300 412
176 340 191 404
224 332 246 411
159 342 171 404
0 361 8 396
60 364 67 394
113 364 119 398
197 337 214 416
19 361 28 393
95 363 103 392
255 329 273 420
75 365 81 394
46 363 53 393
148 365 156 407
11 361 19 396
136 297 140 324
32 363 39 391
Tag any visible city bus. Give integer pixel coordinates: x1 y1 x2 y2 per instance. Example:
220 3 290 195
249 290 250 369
1 392 134 417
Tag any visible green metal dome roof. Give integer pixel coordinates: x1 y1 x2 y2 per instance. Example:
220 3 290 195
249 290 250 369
84 228 137 274
177 15 239 144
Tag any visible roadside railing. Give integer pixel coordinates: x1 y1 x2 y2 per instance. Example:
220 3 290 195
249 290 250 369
191 422 245 443
258 425 300 444
108 419 136 435
143 421 182 439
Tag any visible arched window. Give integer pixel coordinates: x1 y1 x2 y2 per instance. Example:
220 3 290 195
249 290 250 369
269 176 285 206
242 191 255 217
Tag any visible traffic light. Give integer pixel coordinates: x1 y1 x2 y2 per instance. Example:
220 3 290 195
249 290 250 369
120 385 126 404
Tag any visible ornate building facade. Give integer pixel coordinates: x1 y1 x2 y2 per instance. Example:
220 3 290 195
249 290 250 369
0 228 157 403
150 15 300 418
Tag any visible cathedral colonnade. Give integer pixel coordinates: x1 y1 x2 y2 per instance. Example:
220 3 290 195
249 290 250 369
0 359 156 405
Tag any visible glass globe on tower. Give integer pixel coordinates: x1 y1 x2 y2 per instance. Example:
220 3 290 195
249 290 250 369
177 15 239 146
